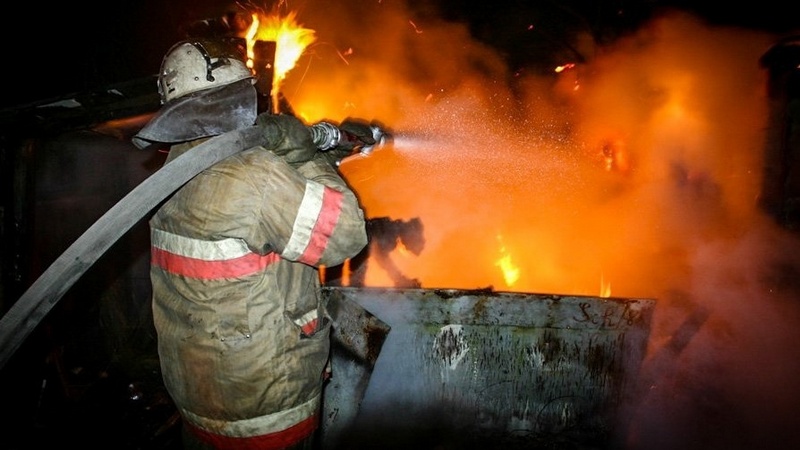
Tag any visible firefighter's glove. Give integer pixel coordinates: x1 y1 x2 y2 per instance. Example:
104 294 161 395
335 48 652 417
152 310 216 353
339 118 377 148
321 118 377 167
255 113 317 168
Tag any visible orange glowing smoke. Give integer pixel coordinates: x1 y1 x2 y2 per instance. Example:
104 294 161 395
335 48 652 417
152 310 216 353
260 5 781 300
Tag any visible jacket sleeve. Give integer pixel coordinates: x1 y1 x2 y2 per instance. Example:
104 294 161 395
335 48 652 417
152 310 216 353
293 152 368 266
251 149 367 268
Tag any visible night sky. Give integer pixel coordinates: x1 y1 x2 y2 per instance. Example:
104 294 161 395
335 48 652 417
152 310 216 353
2 0 797 109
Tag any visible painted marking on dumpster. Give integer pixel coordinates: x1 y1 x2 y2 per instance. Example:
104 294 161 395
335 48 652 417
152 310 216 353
432 324 469 370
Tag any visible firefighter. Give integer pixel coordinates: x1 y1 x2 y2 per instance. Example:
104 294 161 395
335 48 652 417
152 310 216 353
132 38 368 449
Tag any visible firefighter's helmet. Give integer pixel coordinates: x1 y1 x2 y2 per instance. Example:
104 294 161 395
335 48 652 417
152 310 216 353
158 37 253 104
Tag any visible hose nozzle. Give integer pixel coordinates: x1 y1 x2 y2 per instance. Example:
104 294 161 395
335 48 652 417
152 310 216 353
308 121 392 155
362 125 391 155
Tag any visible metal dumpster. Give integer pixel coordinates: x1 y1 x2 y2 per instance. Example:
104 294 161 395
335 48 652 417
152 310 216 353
323 287 655 449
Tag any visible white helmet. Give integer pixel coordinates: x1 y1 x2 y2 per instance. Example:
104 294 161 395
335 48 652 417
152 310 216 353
158 38 253 104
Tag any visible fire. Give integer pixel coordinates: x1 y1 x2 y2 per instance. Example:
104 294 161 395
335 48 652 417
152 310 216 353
395 238 411 256
495 235 520 287
600 273 612 298
243 11 316 104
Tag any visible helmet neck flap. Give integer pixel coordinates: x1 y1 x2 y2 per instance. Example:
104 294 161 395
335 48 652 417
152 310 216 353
132 78 257 149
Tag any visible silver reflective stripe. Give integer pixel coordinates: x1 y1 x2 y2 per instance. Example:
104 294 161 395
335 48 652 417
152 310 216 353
283 180 325 260
182 393 321 437
151 228 250 260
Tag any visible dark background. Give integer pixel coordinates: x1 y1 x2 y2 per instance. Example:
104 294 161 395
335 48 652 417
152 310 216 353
2 0 797 110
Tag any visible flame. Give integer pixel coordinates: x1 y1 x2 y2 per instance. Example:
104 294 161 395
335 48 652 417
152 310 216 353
395 238 411 256
319 262 352 286
600 273 612 298
268 6 778 302
243 11 316 106
495 235 520 287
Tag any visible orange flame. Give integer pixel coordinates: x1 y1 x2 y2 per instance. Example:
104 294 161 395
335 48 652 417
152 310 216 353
395 238 411 256
243 11 316 106
495 235 520 287
600 273 612 298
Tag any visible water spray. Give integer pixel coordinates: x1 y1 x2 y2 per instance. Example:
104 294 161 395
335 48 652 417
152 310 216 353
387 133 438 152
308 120 447 160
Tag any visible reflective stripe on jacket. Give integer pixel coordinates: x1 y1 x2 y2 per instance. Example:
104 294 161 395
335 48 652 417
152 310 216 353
149 140 367 448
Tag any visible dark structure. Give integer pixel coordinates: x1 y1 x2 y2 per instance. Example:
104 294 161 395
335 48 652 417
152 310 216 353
324 217 425 288
760 35 800 232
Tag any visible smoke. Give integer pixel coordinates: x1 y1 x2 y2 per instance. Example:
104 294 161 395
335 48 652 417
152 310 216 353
267 2 800 448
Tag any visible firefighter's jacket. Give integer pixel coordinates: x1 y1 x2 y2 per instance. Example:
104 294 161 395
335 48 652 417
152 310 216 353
149 138 368 449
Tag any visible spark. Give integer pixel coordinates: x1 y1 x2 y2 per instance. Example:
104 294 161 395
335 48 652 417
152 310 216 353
336 48 352 65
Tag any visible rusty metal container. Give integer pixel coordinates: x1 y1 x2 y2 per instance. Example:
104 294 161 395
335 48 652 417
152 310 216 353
322 287 655 449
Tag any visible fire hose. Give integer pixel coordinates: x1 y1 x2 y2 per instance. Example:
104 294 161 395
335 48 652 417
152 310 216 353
0 119 390 369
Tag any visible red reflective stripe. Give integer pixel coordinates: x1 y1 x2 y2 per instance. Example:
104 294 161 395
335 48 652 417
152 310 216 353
297 186 343 265
152 246 280 279
185 414 318 450
300 318 318 336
